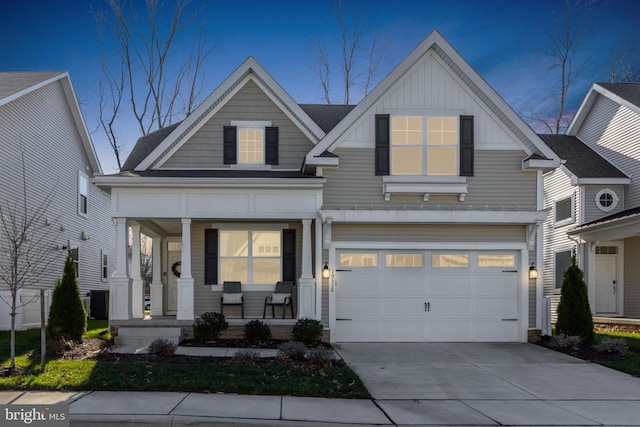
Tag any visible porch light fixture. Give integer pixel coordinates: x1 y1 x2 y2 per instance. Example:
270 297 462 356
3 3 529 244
529 263 538 280
322 262 331 279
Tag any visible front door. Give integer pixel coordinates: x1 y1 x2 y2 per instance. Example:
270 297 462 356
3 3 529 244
595 254 617 313
167 251 181 314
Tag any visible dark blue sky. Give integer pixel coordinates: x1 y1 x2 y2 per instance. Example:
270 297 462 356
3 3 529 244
2 0 639 172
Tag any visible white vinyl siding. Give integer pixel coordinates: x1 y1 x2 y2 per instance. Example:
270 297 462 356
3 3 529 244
0 78 114 294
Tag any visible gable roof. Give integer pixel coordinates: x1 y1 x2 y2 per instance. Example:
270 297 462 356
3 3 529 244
134 57 326 171
568 82 640 134
299 104 356 133
122 122 182 171
538 134 629 184
0 71 102 174
305 30 560 169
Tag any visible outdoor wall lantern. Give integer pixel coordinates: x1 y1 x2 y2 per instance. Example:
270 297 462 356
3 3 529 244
322 262 331 279
529 263 538 280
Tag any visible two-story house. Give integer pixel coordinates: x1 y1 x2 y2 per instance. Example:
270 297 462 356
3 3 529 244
95 31 560 343
541 83 640 325
0 71 115 329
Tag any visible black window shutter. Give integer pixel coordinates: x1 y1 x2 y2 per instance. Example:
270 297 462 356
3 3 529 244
282 229 296 282
459 115 474 177
375 114 390 175
223 126 237 164
265 127 279 165
204 229 218 284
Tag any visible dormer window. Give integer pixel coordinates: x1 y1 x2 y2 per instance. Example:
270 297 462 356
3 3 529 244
224 121 278 166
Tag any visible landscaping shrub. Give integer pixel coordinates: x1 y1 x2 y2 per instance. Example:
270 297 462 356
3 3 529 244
47 253 87 342
148 339 177 356
292 318 323 346
244 319 272 345
305 346 335 367
231 349 260 365
193 312 228 343
594 337 628 356
555 252 595 344
548 334 583 352
278 341 307 361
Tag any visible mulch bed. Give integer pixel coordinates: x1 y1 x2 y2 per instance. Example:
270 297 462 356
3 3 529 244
534 337 625 363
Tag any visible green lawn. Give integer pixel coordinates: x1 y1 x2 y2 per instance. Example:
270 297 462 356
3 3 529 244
0 321 369 398
596 331 640 377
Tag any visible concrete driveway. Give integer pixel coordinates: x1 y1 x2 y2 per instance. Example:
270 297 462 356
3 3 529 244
334 342 640 426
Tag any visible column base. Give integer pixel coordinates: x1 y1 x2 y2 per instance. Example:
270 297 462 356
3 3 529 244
297 277 316 319
176 277 195 321
131 279 144 319
110 277 133 320
149 282 164 317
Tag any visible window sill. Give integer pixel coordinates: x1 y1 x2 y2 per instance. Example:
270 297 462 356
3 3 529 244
229 164 272 171
382 175 468 201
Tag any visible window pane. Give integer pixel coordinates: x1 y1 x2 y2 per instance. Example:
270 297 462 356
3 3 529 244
478 255 515 268
252 231 281 257
432 254 469 267
427 146 457 175
221 259 248 283
595 246 617 255
392 146 422 174
339 254 377 267
427 117 458 145
253 258 281 283
386 254 423 267
220 231 249 256
555 250 572 289
555 197 572 221
167 242 182 251
239 129 264 163
392 116 422 145
79 175 88 195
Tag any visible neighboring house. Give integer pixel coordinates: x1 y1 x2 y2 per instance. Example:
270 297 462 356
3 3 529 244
94 31 560 343
541 82 640 322
0 71 114 329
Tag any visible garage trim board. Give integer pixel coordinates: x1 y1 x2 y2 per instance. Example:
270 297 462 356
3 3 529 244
328 243 530 343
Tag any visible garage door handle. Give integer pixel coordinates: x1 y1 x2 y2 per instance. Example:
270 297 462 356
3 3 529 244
501 318 517 321
502 270 518 273
425 302 430 312
336 318 352 321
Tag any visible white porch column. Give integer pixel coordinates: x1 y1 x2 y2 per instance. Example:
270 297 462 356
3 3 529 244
110 218 132 320
149 237 164 317
130 224 144 318
176 218 194 320
298 219 316 318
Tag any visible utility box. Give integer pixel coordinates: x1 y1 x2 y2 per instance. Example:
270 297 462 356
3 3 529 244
90 290 109 320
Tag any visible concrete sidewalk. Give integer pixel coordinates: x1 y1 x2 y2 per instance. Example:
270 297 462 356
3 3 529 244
1 343 640 426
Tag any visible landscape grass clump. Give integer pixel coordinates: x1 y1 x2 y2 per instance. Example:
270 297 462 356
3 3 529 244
291 318 323 346
148 339 177 356
244 319 272 345
193 312 228 343
47 253 86 343
278 341 307 361
555 252 594 345
594 337 628 356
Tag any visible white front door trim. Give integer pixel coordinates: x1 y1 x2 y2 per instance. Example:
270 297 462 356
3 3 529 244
589 240 624 317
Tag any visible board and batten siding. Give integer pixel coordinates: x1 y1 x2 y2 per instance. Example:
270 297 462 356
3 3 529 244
322 149 536 209
162 80 314 170
0 79 114 295
577 94 640 207
191 221 302 318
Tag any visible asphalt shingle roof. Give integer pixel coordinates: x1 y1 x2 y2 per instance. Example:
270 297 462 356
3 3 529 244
597 82 640 109
121 122 182 171
0 71 64 100
299 104 356 133
538 134 627 179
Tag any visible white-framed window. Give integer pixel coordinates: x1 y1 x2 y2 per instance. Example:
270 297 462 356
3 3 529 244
595 188 618 212
78 172 88 216
555 249 572 289
339 253 378 267
554 193 575 227
391 115 458 176
432 254 469 268
101 251 108 281
386 253 423 267
231 121 271 165
219 229 281 284
478 254 515 268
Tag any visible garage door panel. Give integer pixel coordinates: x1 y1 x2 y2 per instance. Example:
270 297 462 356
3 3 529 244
430 275 472 295
382 298 424 318
475 320 518 342
429 297 472 317
380 274 424 296
478 274 518 296
336 297 378 318
335 320 378 342
476 297 518 318
382 320 424 341
338 274 378 295
428 320 472 341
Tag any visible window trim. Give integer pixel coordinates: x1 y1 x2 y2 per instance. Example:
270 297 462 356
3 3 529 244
101 250 108 281
553 192 575 227
78 171 89 217
595 188 618 212
230 120 271 167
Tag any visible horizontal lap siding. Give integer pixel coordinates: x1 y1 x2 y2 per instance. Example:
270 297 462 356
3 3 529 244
583 185 625 223
624 237 640 318
191 221 301 318
322 149 535 209
0 80 114 294
162 80 313 170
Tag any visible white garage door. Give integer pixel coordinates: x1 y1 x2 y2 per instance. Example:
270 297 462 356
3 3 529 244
335 250 520 342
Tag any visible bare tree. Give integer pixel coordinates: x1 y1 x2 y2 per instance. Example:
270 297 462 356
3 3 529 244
0 151 63 371
606 39 640 82
93 0 215 169
540 0 592 134
314 0 387 104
